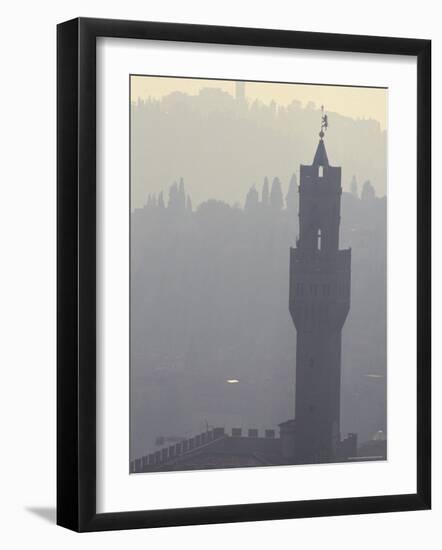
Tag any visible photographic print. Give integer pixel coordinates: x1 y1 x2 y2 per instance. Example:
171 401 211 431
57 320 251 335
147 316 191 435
129 75 388 473
57 19 431 531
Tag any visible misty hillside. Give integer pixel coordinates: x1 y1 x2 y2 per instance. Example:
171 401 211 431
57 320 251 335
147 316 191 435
131 90 387 210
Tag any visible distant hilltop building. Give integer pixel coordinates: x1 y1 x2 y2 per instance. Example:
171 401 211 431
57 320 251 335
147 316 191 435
235 80 246 103
131 113 383 474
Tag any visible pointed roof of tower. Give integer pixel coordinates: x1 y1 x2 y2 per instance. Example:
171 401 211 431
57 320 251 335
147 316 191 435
313 138 329 166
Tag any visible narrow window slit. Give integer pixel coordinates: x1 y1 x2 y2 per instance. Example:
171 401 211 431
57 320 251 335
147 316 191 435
317 229 322 251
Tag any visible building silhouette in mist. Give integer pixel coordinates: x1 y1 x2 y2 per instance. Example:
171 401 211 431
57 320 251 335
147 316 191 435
131 119 371 474
288 121 352 463
235 80 246 102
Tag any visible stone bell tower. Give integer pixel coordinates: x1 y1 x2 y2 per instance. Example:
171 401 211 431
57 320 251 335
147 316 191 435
289 108 351 463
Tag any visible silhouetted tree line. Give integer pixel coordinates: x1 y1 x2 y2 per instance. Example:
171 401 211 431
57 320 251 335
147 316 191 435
140 173 378 222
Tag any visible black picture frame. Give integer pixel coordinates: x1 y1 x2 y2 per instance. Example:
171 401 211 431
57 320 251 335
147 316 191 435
57 17 431 532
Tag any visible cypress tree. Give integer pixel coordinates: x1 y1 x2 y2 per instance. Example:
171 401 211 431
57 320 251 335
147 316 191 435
361 180 376 201
168 182 179 209
245 186 259 211
178 177 186 210
270 177 284 210
262 177 270 206
286 173 298 211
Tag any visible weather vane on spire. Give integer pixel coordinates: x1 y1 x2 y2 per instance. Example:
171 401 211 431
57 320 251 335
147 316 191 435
319 105 328 139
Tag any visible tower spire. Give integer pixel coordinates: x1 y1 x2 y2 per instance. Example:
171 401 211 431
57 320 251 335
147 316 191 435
319 105 328 139
313 106 330 166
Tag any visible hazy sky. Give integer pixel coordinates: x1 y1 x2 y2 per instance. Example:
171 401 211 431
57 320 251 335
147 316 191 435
131 76 387 131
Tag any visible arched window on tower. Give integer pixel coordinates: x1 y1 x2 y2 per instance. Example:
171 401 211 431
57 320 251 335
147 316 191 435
317 228 322 251
318 165 324 178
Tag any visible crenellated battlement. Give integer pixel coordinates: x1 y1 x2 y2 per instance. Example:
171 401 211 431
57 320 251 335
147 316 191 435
130 427 279 473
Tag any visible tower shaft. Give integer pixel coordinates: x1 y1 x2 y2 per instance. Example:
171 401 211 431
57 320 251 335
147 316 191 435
289 135 351 463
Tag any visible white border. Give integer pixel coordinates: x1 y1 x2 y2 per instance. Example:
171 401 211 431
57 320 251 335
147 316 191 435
97 38 417 513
